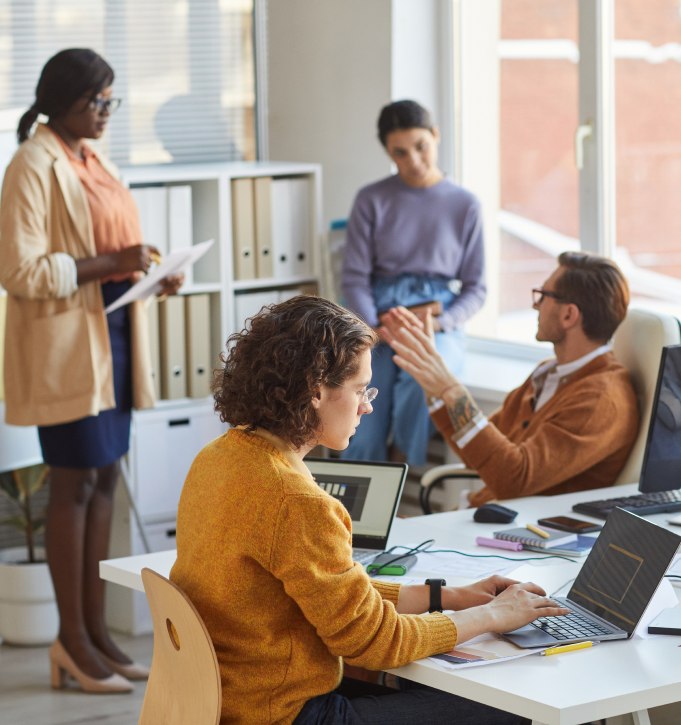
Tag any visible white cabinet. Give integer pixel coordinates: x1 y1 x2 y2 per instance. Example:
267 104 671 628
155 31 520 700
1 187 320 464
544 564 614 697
106 161 324 634
130 401 226 521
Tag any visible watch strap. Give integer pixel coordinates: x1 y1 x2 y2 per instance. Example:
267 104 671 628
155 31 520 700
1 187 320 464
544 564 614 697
425 578 447 613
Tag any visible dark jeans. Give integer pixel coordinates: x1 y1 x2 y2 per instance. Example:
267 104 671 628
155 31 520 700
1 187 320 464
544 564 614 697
292 677 524 725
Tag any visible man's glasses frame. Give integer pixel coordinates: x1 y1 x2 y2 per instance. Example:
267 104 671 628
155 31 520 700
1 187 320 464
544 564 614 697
532 288 565 306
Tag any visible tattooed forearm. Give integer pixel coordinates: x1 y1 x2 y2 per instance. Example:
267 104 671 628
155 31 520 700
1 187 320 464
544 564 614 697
444 384 483 440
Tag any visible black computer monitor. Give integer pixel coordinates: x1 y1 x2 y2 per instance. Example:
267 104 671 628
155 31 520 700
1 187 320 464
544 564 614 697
639 344 681 493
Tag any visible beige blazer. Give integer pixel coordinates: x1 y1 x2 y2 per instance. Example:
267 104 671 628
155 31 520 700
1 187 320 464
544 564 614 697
0 124 155 427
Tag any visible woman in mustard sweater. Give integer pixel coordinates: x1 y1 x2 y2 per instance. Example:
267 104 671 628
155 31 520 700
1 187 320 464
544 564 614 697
170 296 567 725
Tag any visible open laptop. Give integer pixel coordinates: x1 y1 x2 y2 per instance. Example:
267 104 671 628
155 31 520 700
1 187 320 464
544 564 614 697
305 458 407 564
502 506 681 648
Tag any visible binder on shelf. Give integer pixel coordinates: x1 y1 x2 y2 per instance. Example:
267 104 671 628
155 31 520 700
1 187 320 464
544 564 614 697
253 176 274 278
168 185 194 285
185 294 212 399
289 177 312 277
159 296 187 400
231 178 256 280
235 291 280 331
130 186 168 256
270 179 294 279
147 297 161 401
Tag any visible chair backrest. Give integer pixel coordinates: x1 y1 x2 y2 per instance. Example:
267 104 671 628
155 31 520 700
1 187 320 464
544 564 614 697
139 568 222 725
611 308 681 486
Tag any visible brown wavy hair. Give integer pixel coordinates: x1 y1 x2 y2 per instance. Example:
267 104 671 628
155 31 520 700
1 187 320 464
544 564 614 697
212 296 378 448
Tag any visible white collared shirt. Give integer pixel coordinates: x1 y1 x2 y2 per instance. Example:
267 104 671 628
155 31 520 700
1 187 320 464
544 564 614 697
532 343 612 411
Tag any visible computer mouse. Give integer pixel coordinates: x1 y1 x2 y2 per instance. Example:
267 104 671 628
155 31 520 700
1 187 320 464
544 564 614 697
473 503 518 524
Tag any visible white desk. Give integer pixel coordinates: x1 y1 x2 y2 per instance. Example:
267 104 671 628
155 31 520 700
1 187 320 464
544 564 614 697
100 483 681 725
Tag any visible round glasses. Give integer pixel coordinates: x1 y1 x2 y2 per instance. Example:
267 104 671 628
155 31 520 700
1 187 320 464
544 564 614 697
331 383 378 404
89 96 122 115
532 287 565 306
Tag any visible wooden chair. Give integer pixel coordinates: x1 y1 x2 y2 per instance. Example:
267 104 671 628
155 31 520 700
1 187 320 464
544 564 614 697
138 568 222 725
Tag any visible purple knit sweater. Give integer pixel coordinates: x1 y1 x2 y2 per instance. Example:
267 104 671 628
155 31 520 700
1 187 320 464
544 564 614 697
341 174 486 331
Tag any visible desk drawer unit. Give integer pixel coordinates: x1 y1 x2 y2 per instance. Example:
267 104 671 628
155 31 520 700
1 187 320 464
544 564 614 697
130 401 226 521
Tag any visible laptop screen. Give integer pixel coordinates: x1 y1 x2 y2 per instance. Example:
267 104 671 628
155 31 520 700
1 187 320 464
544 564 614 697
304 458 407 551
639 344 681 493
567 507 680 634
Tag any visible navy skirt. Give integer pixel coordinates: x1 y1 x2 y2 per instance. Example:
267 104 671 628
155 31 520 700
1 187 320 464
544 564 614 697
38 281 133 469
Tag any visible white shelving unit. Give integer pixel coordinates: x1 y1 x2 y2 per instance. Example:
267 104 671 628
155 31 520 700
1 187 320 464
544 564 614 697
106 160 324 634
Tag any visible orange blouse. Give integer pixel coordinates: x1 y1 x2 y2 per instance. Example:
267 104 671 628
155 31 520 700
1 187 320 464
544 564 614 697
50 127 143 282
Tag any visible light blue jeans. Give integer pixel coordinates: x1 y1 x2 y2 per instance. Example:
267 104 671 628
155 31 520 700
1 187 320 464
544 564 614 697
342 329 465 466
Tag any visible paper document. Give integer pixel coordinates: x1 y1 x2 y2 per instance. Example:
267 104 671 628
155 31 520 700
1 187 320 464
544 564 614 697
417 550 521 580
429 632 538 669
368 575 425 586
104 239 214 314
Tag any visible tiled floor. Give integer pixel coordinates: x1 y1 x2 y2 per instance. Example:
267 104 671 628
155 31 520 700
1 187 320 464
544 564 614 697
0 633 152 725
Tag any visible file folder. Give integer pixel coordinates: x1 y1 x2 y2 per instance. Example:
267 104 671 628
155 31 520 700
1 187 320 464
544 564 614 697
159 296 187 400
147 297 161 400
271 178 294 279
168 185 193 285
231 178 256 280
235 291 280 331
130 186 168 256
253 176 274 278
185 294 212 399
289 178 312 277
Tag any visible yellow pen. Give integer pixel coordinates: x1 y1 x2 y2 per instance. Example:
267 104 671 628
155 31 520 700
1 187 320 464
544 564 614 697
541 641 598 656
526 523 550 539
150 252 162 265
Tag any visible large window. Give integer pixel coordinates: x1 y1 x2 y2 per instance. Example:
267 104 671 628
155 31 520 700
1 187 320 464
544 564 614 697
0 0 256 172
498 0 579 343
480 0 681 346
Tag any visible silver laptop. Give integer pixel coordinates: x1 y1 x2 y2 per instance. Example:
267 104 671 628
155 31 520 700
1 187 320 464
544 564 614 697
305 458 408 564
503 507 681 648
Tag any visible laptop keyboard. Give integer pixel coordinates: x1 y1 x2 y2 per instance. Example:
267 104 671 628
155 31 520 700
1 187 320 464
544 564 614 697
352 550 378 564
530 603 612 641
573 489 681 519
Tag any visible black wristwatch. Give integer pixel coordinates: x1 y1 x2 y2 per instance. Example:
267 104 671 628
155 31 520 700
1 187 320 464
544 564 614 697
425 578 447 613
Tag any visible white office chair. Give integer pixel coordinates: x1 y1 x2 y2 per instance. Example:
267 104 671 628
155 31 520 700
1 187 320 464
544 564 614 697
418 308 681 513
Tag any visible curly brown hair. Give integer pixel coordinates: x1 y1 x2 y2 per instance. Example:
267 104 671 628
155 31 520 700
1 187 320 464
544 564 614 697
212 296 378 448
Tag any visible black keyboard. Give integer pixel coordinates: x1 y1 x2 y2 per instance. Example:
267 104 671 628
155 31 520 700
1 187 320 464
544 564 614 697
531 608 612 641
573 489 681 519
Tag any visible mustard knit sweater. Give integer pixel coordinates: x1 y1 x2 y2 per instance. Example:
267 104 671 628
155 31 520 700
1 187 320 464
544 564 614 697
170 430 458 725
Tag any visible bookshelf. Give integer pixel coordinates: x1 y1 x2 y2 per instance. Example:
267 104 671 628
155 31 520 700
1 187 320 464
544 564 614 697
106 160 324 634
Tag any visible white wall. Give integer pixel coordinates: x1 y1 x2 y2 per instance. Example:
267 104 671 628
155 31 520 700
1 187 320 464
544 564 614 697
267 0 393 229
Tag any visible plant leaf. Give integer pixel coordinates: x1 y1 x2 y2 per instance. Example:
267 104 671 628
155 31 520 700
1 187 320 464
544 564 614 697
0 515 29 532
31 516 46 536
15 464 48 498
0 470 20 502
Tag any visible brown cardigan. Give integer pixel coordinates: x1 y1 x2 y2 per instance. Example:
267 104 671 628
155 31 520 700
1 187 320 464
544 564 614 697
431 351 639 507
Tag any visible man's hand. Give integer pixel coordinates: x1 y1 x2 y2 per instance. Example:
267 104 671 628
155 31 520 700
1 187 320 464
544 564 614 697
442 576 520 611
379 307 456 399
158 273 184 296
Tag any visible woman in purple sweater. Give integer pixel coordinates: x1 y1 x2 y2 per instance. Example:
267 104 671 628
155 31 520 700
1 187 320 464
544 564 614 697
341 101 486 466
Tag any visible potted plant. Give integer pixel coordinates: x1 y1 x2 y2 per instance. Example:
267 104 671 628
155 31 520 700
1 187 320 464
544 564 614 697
0 463 58 645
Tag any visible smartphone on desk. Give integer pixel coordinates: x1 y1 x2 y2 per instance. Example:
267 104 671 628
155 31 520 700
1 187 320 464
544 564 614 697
537 515 602 534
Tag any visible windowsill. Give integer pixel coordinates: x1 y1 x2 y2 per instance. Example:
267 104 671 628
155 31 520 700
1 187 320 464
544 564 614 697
460 336 549 404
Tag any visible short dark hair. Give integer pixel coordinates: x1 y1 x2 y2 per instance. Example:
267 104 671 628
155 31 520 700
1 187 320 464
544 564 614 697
377 100 434 147
555 252 630 343
212 296 378 449
17 48 114 143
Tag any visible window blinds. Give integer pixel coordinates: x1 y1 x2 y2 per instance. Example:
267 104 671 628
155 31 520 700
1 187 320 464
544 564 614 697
0 0 256 166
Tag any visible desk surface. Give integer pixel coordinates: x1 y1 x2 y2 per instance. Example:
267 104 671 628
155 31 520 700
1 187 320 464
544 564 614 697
100 483 681 725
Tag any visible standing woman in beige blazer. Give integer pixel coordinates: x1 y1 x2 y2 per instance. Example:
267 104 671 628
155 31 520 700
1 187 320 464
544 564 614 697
0 49 182 693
